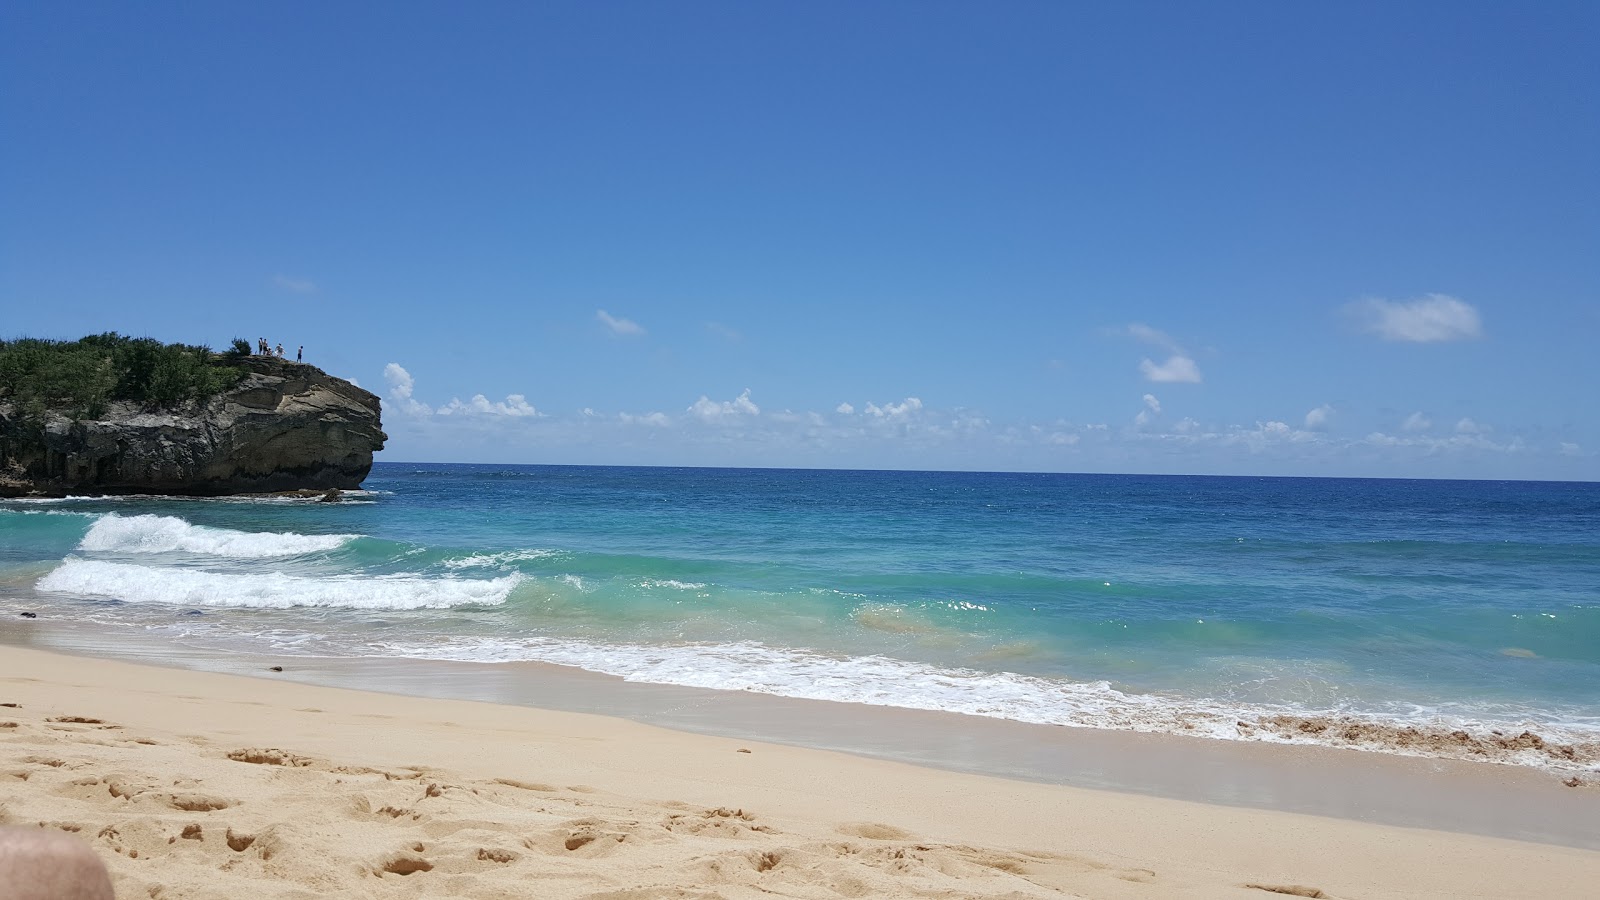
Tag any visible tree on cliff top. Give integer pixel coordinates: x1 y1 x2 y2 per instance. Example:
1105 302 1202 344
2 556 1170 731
0 333 248 420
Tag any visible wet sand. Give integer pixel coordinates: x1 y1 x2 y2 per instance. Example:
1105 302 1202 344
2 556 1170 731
2 644 1599 898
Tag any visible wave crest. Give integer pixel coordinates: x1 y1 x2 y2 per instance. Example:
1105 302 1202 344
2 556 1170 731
80 514 357 558
36 559 518 610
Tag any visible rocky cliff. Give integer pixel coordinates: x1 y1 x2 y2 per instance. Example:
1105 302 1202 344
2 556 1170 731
0 357 385 497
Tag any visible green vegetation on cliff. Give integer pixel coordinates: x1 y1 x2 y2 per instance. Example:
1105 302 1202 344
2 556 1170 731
0 333 249 421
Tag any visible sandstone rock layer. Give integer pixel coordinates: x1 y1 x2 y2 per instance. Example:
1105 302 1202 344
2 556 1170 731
0 357 385 497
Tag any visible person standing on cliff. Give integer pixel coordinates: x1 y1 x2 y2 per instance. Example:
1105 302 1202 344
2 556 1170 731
297 346 303 363
275 343 284 358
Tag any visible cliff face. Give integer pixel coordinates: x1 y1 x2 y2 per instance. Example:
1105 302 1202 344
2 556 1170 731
0 357 386 497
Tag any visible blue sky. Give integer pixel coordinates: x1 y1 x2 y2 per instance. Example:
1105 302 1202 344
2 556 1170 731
3 2 1595 479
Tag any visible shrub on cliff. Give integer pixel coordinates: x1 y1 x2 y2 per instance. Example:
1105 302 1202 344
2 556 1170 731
0 333 247 420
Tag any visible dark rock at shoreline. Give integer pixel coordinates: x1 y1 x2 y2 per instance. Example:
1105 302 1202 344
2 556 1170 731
0 357 385 497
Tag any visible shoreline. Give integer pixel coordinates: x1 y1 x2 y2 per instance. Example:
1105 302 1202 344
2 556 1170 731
2 644 1598 898
5 617 1598 851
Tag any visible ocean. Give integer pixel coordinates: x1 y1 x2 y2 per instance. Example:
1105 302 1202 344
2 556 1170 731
3 464 1598 772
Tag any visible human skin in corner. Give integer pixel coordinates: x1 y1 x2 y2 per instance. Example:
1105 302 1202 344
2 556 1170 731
0 828 115 900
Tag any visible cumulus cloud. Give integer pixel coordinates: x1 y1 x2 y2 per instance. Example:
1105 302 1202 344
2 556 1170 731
863 398 923 419
383 363 432 416
597 309 645 337
437 393 540 417
619 411 671 427
1125 323 1204 383
1139 355 1203 383
1402 412 1432 432
1304 404 1333 431
835 402 855 415
273 274 316 294
384 362 539 418
688 389 760 422
1455 417 1489 434
1347 294 1482 342
1134 393 1161 426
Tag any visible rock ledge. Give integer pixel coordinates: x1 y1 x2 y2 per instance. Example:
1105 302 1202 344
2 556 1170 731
0 357 385 497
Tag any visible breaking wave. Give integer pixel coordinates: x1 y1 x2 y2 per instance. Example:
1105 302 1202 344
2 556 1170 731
36 559 518 610
79 514 357 558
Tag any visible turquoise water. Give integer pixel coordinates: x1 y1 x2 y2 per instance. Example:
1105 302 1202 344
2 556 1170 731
3 464 1598 764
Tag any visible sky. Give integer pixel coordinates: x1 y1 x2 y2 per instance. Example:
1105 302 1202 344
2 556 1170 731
2 2 1596 480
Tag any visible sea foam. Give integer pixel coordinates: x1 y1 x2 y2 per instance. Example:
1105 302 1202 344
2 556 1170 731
363 635 1600 770
37 559 519 610
79 514 356 558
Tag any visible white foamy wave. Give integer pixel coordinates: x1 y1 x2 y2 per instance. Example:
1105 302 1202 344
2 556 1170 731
37 559 519 610
442 549 563 569
367 637 1600 772
79 514 357 558
639 579 707 590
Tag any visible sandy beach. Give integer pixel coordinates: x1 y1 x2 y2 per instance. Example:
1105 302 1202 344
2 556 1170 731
0 646 1595 899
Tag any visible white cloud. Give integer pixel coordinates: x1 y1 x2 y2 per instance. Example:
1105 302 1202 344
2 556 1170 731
597 309 645 337
1560 442 1582 457
1455 417 1489 434
1126 323 1182 353
863 398 923 419
1134 393 1161 426
619 411 671 427
1402 412 1432 432
1125 323 1203 383
383 362 539 418
1347 294 1482 342
383 362 432 416
1304 404 1333 431
437 393 540 417
688 389 760 422
835 402 855 415
1139 355 1203 383
1362 430 1519 454
273 274 316 294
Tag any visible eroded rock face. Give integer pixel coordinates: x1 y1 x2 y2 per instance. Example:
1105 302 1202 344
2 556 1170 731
0 357 385 497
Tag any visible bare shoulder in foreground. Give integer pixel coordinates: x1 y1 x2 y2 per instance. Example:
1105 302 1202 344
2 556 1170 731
0 827 115 900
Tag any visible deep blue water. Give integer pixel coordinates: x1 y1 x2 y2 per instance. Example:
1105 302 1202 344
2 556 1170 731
3 464 1598 761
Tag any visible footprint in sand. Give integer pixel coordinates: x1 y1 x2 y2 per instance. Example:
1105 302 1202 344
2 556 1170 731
663 807 776 838
374 852 433 876
475 846 519 864
526 817 636 857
